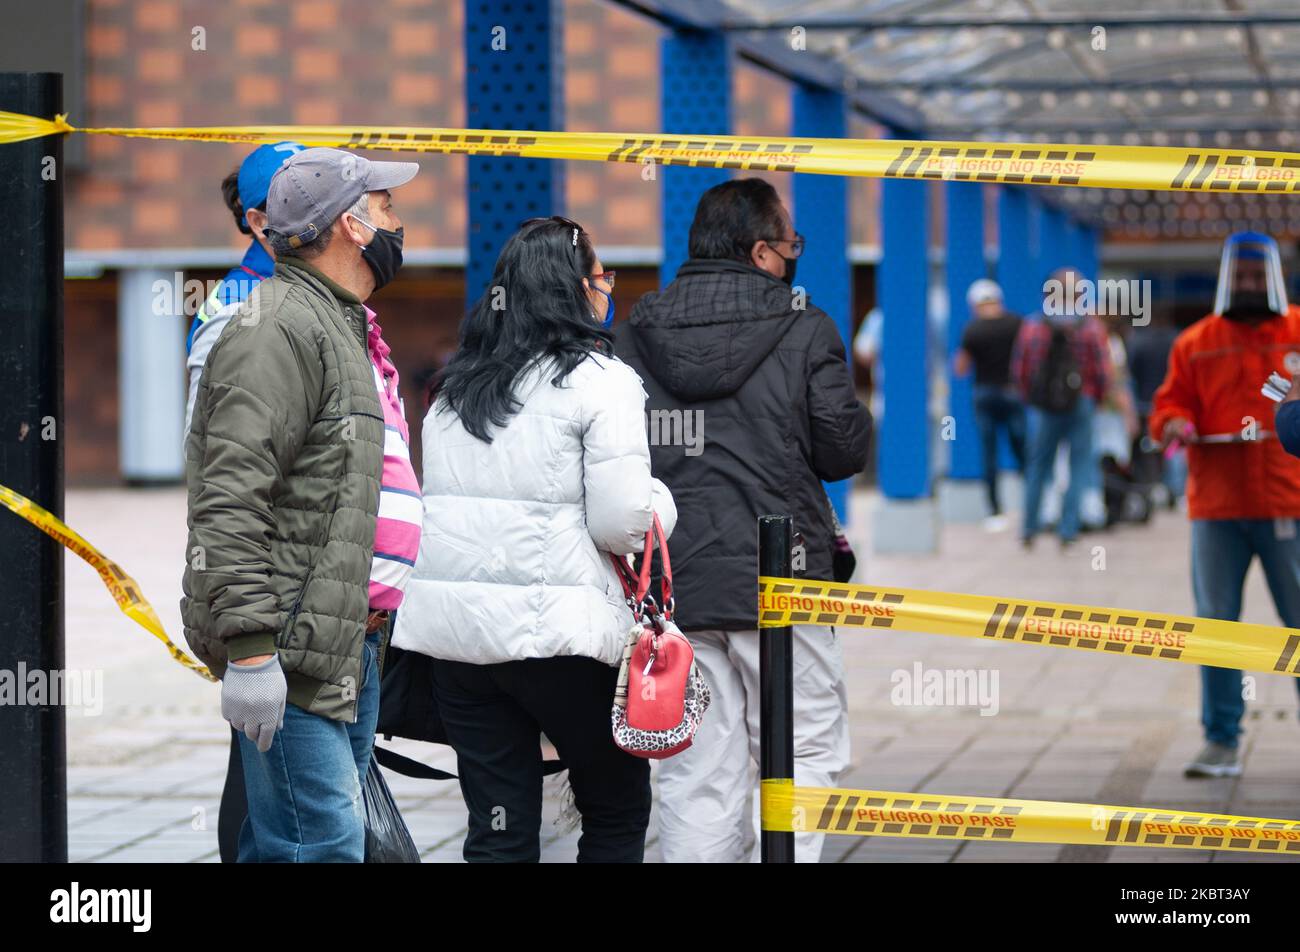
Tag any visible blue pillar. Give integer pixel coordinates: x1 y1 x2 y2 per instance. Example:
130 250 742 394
1026 196 1047 302
793 85 851 519
1079 223 1101 281
1067 216 1100 280
879 144 930 500
1041 204 1069 277
464 0 563 300
660 30 731 287
945 182 984 482
1066 216 1087 275
997 188 1036 318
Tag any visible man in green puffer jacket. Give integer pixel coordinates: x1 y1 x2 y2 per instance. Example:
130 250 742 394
181 147 418 862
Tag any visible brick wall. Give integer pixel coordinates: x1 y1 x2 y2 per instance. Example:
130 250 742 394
73 0 467 251
71 0 879 253
63 0 885 483
64 275 120 484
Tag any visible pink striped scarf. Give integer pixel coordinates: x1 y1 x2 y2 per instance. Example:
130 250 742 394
365 309 421 611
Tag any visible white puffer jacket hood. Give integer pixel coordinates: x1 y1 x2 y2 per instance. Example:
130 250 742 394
393 351 676 666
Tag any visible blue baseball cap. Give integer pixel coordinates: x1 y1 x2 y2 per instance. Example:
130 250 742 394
237 141 306 225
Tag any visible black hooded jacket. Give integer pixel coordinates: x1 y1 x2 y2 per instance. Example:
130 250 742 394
615 258 872 630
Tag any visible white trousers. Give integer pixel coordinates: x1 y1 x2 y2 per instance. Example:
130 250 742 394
656 625 850 863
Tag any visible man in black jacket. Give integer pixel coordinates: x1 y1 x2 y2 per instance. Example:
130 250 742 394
616 178 872 862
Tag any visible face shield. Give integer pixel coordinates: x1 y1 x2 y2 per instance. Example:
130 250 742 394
1214 231 1288 321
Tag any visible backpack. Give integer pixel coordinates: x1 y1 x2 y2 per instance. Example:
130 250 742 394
1028 324 1083 413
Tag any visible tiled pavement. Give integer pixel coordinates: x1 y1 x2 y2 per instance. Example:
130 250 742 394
61 487 1300 862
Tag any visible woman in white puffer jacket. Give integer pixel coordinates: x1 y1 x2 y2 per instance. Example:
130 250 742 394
393 216 675 863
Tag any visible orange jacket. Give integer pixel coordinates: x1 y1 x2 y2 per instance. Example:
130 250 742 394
1150 305 1300 519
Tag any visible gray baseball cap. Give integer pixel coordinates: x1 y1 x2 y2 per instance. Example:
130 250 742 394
266 147 419 249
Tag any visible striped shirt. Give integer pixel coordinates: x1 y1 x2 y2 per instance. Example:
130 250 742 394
365 309 421 610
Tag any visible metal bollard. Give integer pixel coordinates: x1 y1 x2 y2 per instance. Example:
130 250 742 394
757 514 794 863
0 71 67 862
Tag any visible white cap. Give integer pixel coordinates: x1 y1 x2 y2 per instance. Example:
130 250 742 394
966 278 1004 309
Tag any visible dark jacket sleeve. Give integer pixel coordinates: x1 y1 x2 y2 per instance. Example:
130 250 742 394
1011 322 1033 399
189 307 323 660
805 311 873 481
1277 400 1300 459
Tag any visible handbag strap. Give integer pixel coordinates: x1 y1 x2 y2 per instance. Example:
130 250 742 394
609 513 673 621
372 744 564 781
372 744 458 781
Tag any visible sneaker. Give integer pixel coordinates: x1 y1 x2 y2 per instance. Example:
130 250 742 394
983 514 1009 533
1183 742 1242 778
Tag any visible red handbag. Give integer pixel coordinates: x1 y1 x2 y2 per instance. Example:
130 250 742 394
609 513 710 758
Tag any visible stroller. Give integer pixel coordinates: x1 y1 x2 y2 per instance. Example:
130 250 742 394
1101 449 1155 526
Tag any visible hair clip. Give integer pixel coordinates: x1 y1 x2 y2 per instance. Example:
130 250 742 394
572 227 578 247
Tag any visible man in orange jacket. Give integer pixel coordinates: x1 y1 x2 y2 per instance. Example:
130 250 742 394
1151 232 1300 779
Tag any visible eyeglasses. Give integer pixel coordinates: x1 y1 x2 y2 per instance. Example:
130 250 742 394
763 233 806 258
587 270 616 291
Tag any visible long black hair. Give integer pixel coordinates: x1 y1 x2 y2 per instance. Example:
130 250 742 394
437 216 613 442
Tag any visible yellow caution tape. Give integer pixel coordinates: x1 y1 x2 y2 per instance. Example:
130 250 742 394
3 110 1300 193
759 575 1300 676
761 780 1300 854
0 110 75 144
0 484 216 682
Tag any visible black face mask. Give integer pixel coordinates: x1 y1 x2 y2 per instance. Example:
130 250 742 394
358 222 404 292
778 253 797 286
1222 291 1279 322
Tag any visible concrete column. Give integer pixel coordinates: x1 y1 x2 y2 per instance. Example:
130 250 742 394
118 268 185 481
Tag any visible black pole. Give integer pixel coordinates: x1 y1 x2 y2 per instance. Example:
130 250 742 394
758 514 794 863
0 73 66 863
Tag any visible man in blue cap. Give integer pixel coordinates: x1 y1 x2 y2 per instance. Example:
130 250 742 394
184 141 306 434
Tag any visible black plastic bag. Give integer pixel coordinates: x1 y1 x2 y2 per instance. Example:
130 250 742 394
362 757 421 863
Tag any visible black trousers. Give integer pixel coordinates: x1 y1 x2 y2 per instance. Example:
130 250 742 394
431 655 651 863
